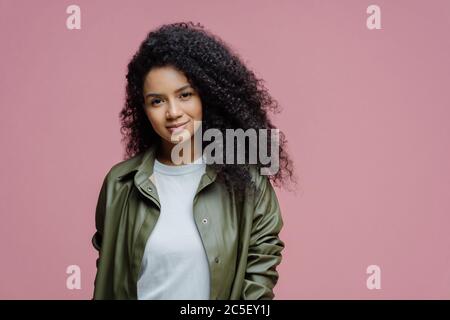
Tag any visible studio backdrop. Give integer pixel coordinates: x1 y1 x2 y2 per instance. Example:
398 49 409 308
0 0 449 299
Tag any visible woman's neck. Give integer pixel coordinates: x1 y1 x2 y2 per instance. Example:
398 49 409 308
156 139 202 166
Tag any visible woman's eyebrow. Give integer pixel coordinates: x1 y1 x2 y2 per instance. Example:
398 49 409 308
145 84 192 99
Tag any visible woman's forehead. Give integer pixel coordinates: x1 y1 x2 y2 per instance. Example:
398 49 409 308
143 66 190 93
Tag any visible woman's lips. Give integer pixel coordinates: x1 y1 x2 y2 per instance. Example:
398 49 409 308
166 121 189 134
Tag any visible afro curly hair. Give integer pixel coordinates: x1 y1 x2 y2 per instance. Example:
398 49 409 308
120 21 295 194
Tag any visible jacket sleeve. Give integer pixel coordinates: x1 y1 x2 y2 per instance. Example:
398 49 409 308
92 175 108 270
241 173 285 300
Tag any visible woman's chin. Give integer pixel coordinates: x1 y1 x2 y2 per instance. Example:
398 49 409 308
167 130 192 144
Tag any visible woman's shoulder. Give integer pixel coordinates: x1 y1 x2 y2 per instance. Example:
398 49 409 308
241 165 277 202
248 165 273 189
103 151 147 184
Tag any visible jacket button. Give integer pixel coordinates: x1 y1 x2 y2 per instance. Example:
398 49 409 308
147 187 152 192
202 218 208 224
214 257 219 263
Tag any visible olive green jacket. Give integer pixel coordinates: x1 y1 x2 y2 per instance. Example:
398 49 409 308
92 145 285 300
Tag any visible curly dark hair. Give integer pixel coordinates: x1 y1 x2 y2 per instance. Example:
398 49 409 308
120 21 295 194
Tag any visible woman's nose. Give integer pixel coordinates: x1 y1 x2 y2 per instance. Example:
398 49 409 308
166 100 183 119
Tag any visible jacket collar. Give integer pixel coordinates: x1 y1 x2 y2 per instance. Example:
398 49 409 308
117 144 218 204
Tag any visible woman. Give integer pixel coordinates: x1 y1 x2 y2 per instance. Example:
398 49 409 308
92 22 294 300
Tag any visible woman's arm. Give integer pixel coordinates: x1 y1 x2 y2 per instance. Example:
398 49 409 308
92 176 107 270
242 173 285 299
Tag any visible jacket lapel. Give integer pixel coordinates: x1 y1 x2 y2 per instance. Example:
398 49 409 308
128 145 220 299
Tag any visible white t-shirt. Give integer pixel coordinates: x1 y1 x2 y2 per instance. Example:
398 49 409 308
137 155 210 300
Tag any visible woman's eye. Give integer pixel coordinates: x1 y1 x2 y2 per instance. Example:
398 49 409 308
150 98 163 106
180 92 193 99
149 93 192 106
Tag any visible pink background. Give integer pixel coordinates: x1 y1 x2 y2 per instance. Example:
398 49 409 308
1 0 449 299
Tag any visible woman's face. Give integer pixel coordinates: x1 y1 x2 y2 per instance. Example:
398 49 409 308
143 65 202 145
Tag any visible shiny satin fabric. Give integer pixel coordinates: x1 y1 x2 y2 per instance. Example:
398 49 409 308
92 144 285 300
